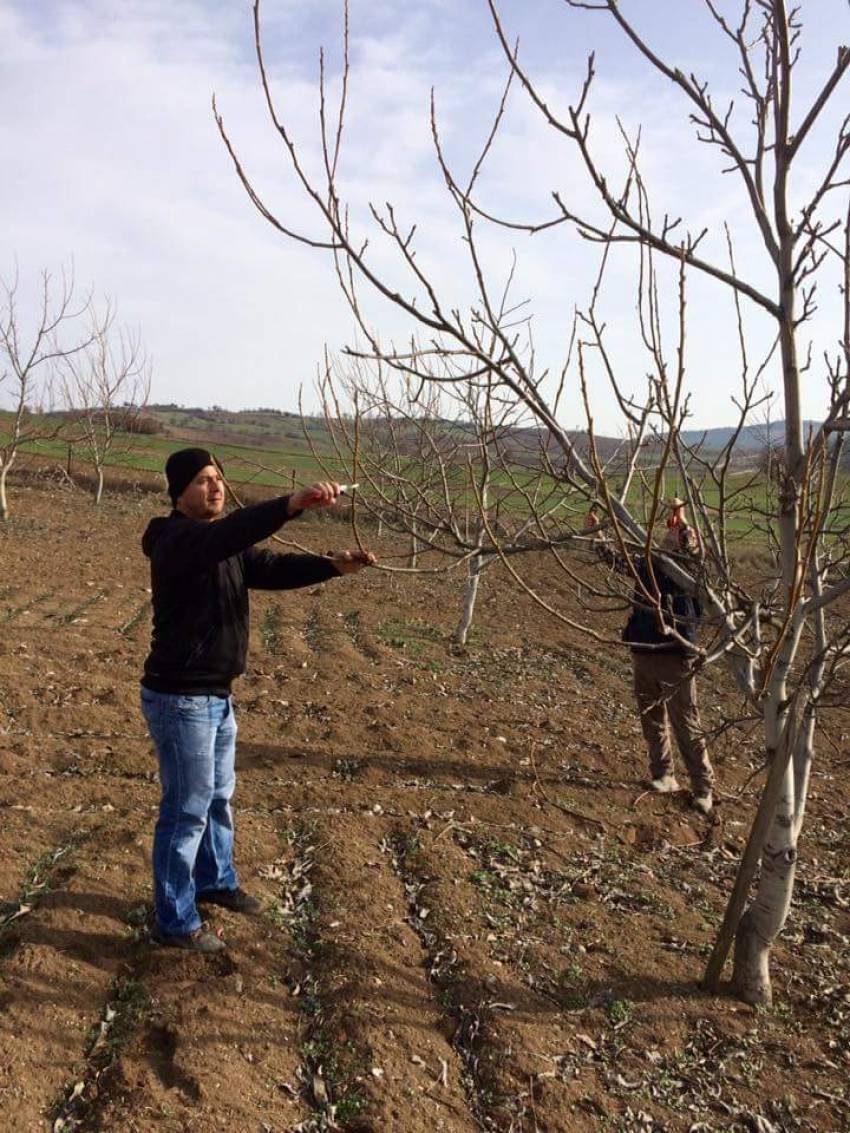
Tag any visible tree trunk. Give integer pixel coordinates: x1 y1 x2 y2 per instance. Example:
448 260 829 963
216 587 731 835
729 612 812 1003
409 520 418 569
731 758 796 1005
454 554 484 645
731 104 809 1004
702 700 796 992
94 465 104 505
733 701 816 1005
0 461 11 521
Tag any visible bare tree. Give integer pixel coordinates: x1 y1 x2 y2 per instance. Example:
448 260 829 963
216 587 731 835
0 267 95 520
60 309 151 504
216 1 850 1004
305 352 584 643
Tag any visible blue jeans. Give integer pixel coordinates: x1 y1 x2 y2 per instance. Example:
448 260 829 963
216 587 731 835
141 689 239 936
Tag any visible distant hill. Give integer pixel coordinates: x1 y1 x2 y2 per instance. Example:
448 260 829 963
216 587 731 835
145 406 627 467
146 405 328 452
678 420 822 452
145 406 828 465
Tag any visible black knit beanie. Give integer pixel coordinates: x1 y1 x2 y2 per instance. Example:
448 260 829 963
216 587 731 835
165 448 219 505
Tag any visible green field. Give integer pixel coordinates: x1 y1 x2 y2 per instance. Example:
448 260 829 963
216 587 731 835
4 407 846 541
1 408 339 489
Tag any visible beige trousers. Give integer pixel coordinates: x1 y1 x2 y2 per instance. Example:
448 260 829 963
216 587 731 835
632 650 714 794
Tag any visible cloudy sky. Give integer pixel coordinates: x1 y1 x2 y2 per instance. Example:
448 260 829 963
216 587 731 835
2 0 848 432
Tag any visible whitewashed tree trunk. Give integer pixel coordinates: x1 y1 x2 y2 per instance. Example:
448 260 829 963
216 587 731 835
735 556 824 1003
94 464 104 505
732 759 797 1005
454 553 485 645
0 458 12 521
732 702 817 1005
731 608 799 1007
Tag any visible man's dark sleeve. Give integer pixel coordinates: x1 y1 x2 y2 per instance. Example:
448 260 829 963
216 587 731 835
243 547 340 590
160 497 298 571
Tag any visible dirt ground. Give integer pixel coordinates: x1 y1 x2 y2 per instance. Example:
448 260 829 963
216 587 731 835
0 473 849 1133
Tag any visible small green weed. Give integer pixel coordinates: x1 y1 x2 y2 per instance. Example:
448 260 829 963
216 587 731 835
377 616 441 657
1 844 74 950
607 999 633 1025
335 1092 368 1122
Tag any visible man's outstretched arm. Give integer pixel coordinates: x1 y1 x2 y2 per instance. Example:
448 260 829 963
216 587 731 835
159 482 345 570
244 547 377 590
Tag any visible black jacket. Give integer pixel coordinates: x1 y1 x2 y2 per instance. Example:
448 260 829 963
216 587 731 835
622 555 701 653
141 496 339 695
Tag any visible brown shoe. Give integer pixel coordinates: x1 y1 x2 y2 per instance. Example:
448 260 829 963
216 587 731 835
196 887 262 916
152 925 226 953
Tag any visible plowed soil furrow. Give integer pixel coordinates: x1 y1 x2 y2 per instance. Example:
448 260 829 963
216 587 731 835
0 588 57 624
88 810 311 1133
115 593 151 639
75 593 146 639
251 591 316 668
55 732 155 779
0 809 63 914
0 840 75 961
1 740 154 804
340 607 383 661
61 588 139 633
302 602 365 670
233 769 612 843
41 589 108 626
283 812 481 1133
0 582 21 605
445 820 712 1001
0 818 147 1132
5 783 154 836
392 825 584 1133
42 764 158 791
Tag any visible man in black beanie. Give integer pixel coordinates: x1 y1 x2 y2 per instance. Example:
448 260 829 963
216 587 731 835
164 446 220 508
141 448 375 952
